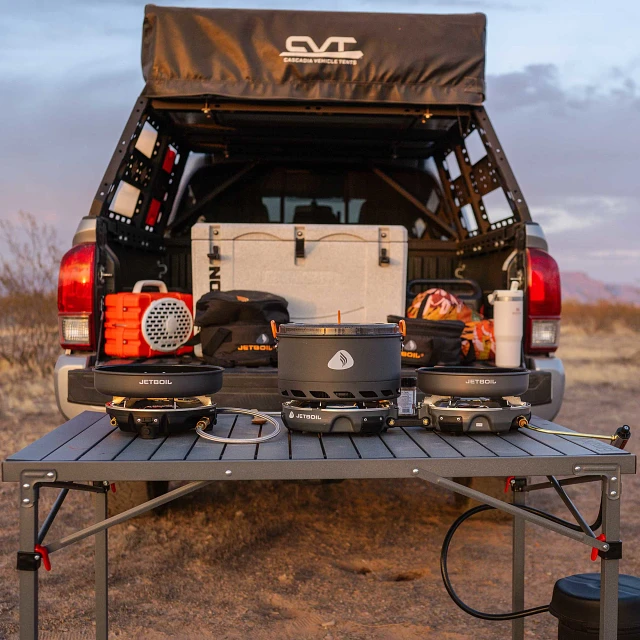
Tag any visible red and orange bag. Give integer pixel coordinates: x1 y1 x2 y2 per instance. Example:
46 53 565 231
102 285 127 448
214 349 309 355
462 319 495 361
406 288 495 362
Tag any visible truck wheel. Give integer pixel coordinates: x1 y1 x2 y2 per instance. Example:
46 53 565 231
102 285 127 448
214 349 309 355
107 481 169 517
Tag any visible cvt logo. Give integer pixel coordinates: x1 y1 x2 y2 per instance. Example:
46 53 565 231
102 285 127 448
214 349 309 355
280 36 363 65
327 350 355 370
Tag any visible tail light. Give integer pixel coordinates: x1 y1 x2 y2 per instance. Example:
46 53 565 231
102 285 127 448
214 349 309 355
525 247 561 353
58 243 96 350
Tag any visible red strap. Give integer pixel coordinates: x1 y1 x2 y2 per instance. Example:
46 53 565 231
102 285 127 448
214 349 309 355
504 476 515 493
34 544 51 571
591 534 606 561
110 483 116 494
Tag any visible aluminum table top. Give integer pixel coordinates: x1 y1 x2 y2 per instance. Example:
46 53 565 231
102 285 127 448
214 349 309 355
2 412 635 483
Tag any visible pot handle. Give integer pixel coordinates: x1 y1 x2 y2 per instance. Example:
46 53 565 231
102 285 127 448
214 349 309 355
132 280 168 294
270 320 278 340
398 319 407 337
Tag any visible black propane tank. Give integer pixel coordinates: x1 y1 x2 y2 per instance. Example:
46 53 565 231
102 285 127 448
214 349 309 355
549 573 640 639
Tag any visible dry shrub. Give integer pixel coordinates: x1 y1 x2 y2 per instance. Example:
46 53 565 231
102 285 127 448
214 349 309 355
563 300 640 333
0 292 59 373
0 211 63 375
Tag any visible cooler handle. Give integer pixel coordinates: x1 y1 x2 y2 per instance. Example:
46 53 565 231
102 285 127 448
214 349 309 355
132 280 168 294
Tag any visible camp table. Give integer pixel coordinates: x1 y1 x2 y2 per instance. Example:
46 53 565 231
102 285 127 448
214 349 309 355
2 411 635 640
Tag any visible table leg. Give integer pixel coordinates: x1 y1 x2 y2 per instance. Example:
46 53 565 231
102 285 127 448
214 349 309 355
19 485 39 640
599 478 620 640
94 488 108 640
512 484 525 640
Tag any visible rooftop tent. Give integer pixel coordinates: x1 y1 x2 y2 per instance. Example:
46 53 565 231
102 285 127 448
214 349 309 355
141 5 486 105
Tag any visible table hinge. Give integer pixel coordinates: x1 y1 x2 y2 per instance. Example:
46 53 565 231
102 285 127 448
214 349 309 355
573 464 620 500
598 540 623 560
17 551 41 572
20 470 58 508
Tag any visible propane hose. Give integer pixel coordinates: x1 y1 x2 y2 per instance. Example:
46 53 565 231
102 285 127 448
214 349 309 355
441 504 551 620
518 417 630 445
441 496 606 621
195 407 280 444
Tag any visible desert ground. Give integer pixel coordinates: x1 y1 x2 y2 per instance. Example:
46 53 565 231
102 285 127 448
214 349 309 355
1 328 639 640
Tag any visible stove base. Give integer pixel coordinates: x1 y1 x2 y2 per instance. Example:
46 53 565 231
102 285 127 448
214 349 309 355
106 398 217 439
419 396 531 434
282 401 393 434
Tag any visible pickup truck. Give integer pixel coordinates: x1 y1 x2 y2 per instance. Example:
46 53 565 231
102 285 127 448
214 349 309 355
55 7 564 428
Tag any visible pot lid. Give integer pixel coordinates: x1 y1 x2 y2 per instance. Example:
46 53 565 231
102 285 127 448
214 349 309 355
278 323 401 337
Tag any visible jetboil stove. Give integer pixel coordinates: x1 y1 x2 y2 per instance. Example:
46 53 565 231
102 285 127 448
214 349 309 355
94 364 223 439
275 322 531 435
277 323 403 434
416 366 531 434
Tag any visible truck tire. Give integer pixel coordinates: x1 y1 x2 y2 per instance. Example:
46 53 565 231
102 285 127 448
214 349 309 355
107 481 169 517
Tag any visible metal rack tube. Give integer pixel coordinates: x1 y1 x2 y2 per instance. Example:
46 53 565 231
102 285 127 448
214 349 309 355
524 476 600 492
37 489 69 545
547 475 596 539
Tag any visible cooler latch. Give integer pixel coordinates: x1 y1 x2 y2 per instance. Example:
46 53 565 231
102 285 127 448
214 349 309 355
295 227 305 263
207 245 220 261
379 228 391 266
207 225 221 264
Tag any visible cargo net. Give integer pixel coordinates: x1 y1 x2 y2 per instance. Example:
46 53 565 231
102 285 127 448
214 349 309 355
141 298 193 352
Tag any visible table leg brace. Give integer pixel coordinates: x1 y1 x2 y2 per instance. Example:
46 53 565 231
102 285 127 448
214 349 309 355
600 479 620 640
94 486 108 640
19 486 39 640
512 486 526 640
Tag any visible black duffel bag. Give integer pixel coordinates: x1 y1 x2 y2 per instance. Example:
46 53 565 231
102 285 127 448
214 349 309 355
388 315 466 367
194 290 289 367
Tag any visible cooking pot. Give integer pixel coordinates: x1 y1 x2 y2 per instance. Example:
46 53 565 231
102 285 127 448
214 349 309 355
276 323 402 402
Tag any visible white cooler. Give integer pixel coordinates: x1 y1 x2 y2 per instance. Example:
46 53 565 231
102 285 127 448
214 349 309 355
191 223 408 323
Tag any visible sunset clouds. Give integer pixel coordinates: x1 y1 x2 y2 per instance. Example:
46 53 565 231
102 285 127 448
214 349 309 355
1 0 638 282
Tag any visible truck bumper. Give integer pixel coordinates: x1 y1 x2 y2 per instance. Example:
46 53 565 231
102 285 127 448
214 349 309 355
54 354 106 419
524 354 565 421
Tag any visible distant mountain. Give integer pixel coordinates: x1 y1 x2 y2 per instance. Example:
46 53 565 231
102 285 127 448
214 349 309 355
561 272 640 305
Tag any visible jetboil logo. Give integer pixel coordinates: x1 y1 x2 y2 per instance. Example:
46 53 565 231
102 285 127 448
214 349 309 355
289 411 321 420
280 36 363 65
327 350 354 370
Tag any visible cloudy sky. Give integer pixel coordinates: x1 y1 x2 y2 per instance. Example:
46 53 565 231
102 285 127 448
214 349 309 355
1 0 639 283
